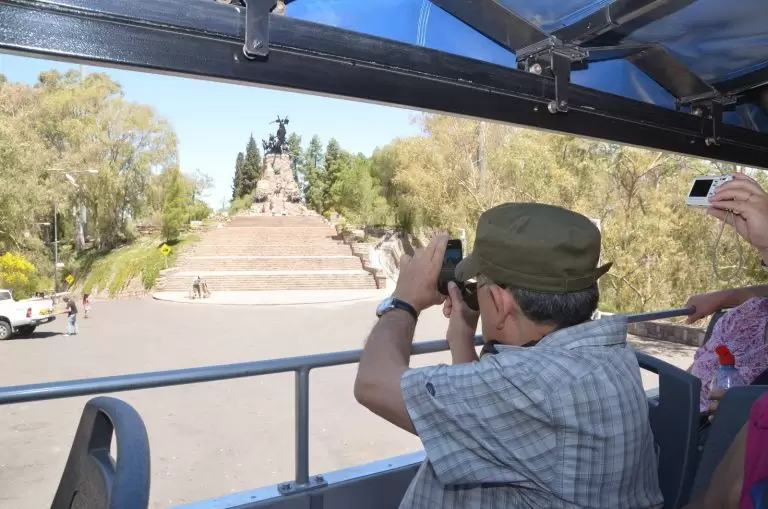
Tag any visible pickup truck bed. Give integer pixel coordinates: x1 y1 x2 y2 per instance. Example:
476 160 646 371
0 290 56 340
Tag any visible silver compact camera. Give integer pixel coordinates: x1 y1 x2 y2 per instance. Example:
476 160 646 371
685 175 734 207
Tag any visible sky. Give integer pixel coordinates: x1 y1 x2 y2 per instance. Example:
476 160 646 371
0 54 424 208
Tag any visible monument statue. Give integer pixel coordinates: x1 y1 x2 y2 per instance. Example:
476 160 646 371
252 116 301 213
262 116 289 155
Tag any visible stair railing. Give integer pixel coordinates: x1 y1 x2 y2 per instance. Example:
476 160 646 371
0 307 693 495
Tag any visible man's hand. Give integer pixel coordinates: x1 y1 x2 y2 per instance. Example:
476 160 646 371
684 291 727 324
707 388 727 422
443 281 480 363
443 281 480 334
709 173 768 260
393 234 448 313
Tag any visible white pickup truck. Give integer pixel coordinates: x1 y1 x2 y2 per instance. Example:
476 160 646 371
0 289 57 340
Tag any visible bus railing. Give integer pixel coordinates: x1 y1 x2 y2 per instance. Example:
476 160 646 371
0 307 694 495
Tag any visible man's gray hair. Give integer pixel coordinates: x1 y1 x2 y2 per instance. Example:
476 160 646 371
509 284 599 329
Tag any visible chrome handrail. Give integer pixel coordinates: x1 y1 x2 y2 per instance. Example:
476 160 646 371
0 307 694 493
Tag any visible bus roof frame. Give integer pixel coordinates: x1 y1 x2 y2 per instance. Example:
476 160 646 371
1 0 767 168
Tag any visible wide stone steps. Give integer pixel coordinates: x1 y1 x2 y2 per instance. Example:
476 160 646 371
226 217 326 228
205 227 338 235
177 256 363 271
161 273 377 291
158 214 378 293
190 245 353 256
198 237 342 245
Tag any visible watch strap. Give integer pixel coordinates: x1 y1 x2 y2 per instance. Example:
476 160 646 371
384 298 419 321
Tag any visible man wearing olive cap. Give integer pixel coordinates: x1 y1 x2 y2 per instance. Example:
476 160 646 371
355 203 663 509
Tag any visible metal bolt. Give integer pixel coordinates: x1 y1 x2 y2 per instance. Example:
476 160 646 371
529 63 543 75
314 475 325 483
252 39 263 50
533 105 539 112
693 108 703 117
547 101 558 114
705 137 716 146
278 482 291 491
559 100 567 108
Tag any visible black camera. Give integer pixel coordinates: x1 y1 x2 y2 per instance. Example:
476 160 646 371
437 239 478 311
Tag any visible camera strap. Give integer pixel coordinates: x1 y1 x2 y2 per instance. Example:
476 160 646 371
712 209 744 283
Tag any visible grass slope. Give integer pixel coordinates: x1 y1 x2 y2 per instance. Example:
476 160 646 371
76 234 199 297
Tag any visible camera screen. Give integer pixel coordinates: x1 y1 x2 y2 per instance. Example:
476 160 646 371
689 179 714 198
444 247 462 267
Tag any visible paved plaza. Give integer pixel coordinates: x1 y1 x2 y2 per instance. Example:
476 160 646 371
0 298 697 508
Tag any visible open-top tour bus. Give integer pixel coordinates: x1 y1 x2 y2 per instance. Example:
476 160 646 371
2 1 768 508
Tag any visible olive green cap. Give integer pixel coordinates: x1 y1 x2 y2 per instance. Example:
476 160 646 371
455 203 611 293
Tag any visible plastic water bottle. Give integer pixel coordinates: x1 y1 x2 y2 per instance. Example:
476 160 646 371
712 345 746 390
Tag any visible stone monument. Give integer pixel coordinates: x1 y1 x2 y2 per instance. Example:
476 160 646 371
252 116 304 215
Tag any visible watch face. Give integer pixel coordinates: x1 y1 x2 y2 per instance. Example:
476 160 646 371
376 297 395 317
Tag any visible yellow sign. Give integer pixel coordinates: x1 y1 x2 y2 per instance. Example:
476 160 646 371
65 274 75 285
159 244 172 256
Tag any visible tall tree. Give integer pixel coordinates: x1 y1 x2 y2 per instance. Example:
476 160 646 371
240 134 262 196
187 169 214 204
285 132 303 182
321 138 344 212
162 166 190 241
232 152 245 199
302 135 325 208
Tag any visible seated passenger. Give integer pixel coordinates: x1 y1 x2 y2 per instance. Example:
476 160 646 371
685 287 768 413
683 392 768 509
355 203 663 509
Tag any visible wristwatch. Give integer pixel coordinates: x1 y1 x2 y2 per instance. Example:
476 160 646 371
376 296 418 321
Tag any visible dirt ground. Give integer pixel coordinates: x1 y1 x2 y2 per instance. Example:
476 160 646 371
0 298 696 508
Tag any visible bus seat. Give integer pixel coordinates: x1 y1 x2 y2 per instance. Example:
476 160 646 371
637 352 701 509
50 396 151 509
689 386 768 501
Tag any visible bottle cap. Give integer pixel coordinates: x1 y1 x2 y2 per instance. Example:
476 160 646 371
715 345 736 366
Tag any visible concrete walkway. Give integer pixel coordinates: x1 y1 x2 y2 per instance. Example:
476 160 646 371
153 289 391 306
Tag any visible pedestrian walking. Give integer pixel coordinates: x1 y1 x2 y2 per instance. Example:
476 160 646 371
61 296 79 336
83 293 91 318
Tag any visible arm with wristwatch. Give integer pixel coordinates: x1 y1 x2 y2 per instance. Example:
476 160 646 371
354 234 462 434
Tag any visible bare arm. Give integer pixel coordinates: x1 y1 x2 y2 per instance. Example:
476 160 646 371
446 322 479 364
443 282 480 364
686 284 768 323
354 309 417 434
722 284 768 306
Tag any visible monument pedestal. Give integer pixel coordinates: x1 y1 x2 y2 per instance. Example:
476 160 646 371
251 153 303 216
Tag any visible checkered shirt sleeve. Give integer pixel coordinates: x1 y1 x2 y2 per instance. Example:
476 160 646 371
400 356 554 487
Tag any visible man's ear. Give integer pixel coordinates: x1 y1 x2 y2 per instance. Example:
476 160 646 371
488 285 516 330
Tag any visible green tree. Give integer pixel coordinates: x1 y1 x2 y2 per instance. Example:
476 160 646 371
333 153 390 226
285 132 303 182
232 152 245 199
161 166 190 241
240 135 262 196
302 135 325 210
321 138 343 211
360 113 768 312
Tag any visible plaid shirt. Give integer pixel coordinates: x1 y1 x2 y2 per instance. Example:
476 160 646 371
399 314 663 509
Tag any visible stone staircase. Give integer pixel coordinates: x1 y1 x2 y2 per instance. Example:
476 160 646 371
158 215 379 292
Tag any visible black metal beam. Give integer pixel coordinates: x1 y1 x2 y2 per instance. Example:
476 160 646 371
1 0 767 169
559 0 698 46
428 0 547 51
626 44 716 101
713 66 768 97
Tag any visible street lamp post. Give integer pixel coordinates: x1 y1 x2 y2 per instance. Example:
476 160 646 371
45 168 98 293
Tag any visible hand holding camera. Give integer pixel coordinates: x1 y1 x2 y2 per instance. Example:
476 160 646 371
392 234 449 314
708 173 768 257
443 280 480 333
